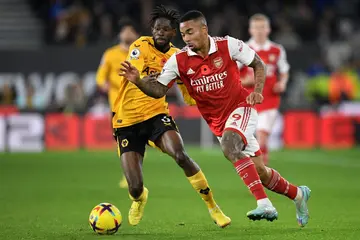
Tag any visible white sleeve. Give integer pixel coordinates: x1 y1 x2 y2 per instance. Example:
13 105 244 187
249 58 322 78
237 61 244 70
227 36 255 66
157 54 180 86
277 45 290 73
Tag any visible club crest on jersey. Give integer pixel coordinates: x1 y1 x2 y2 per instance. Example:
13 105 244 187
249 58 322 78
130 48 140 60
200 65 211 75
269 54 276 62
213 57 223 69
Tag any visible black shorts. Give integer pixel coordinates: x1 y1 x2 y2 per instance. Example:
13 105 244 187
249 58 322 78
113 114 178 156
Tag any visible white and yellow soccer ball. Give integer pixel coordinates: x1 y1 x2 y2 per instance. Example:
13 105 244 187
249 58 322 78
89 203 122 235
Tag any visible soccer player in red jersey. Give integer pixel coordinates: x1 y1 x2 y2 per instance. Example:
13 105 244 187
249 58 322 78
240 14 290 165
120 10 310 227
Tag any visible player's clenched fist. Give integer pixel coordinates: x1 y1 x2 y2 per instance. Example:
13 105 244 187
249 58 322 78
119 61 140 84
246 92 264 106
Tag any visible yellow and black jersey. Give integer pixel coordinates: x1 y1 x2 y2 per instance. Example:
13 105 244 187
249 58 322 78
112 36 176 128
96 45 128 109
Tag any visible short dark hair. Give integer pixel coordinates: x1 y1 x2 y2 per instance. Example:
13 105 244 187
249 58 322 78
150 5 180 28
118 18 140 34
180 10 207 25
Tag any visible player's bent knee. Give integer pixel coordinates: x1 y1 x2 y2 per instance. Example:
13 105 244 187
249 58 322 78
220 130 246 162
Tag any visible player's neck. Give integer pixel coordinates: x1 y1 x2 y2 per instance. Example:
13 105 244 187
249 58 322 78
154 42 170 53
196 38 210 58
119 43 130 52
253 38 268 46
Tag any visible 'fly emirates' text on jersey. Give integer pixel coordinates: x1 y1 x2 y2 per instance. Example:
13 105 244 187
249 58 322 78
158 36 256 136
239 39 290 112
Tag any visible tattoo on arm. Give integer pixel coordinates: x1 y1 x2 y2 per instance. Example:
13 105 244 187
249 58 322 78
136 77 169 99
248 53 266 93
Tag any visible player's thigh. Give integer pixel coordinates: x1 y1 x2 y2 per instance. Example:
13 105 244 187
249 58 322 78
148 114 183 156
222 106 261 157
114 125 147 158
114 126 147 184
257 109 278 134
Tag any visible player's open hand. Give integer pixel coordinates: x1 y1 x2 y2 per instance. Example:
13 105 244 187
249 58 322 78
246 92 264 106
119 61 140 84
273 80 287 94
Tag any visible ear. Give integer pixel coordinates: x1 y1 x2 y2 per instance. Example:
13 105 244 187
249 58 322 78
202 25 208 35
172 28 177 37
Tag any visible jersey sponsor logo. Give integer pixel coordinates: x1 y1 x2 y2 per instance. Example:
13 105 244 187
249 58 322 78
213 57 223 69
266 64 276 77
142 67 157 75
130 48 140 60
187 68 195 75
190 71 227 93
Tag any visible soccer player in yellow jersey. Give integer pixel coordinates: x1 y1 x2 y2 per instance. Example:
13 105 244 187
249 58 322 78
96 21 139 188
96 21 139 108
113 5 230 227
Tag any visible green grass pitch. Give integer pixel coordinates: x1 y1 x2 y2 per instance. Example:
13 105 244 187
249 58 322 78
1 147 360 240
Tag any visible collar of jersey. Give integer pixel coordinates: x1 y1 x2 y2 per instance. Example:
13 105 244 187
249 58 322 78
248 38 271 51
187 35 217 56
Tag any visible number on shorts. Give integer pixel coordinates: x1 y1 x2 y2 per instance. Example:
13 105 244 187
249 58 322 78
232 113 242 121
161 116 171 123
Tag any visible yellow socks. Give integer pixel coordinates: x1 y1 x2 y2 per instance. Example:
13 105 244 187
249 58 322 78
129 188 147 201
187 170 217 209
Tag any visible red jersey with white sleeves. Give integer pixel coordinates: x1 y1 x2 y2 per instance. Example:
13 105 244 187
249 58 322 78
240 39 290 112
157 36 256 136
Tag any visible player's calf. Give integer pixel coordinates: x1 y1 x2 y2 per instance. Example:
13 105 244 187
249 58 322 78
220 130 269 203
173 150 200 176
220 130 277 221
256 130 270 165
251 155 271 182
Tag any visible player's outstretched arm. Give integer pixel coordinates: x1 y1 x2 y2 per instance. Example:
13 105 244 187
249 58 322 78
119 61 168 98
248 53 266 94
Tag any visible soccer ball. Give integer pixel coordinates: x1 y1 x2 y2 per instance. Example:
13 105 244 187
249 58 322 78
89 203 122 235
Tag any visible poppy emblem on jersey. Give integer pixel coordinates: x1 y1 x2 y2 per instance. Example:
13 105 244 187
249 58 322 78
121 139 129 147
269 54 276 62
200 65 211 75
213 57 223 69
161 58 167 66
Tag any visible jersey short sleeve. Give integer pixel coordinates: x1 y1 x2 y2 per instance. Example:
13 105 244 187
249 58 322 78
96 51 110 87
227 36 255 66
277 45 290 73
157 53 180 87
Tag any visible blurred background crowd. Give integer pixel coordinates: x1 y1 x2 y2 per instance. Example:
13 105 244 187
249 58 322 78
1 0 360 114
